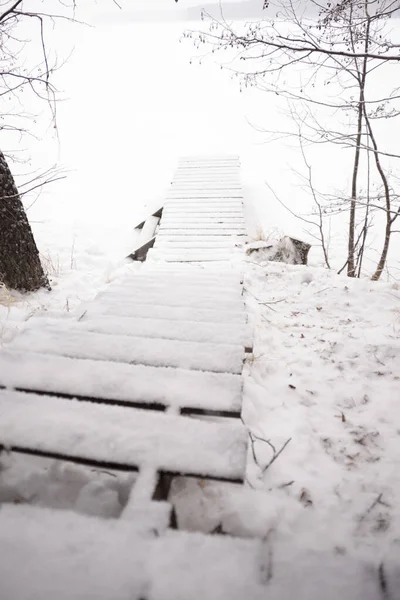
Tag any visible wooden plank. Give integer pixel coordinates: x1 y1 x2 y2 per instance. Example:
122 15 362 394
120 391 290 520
10 329 245 374
98 286 244 309
159 225 245 231
175 170 239 177
163 211 243 217
160 215 245 222
163 205 243 213
106 272 243 289
178 158 240 164
165 198 243 204
177 163 240 169
28 314 251 347
167 192 243 199
159 222 245 230
176 165 239 170
151 249 234 257
150 253 233 263
154 241 237 249
171 175 241 185
107 279 243 299
0 390 247 481
0 349 243 413
171 184 242 189
79 302 246 324
117 271 243 285
157 230 246 236
153 240 239 249
127 236 156 262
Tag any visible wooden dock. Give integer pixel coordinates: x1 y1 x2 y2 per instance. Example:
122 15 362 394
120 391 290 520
0 156 266 599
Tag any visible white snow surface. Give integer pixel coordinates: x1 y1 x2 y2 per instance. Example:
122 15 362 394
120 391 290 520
0 505 266 600
240 261 400 567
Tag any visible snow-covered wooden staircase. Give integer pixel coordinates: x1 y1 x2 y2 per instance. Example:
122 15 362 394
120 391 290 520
0 156 268 599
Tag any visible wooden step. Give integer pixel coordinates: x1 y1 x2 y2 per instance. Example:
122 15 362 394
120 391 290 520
167 192 243 199
175 167 239 173
150 253 233 263
81 314 250 346
0 350 243 413
172 177 241 183
79 302 246 324
157 230 246 237
159 222 245 231
164 202 242 208
154 240 237 249
97 288 244 310
159 217 245 223
10 329 245 373
169 184 242 189
106 280 243 299
114 271 243 286
0 390 247 480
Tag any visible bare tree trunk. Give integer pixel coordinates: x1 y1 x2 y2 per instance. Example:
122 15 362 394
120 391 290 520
347 6 370 278
0 151 50 292
363 114 392 281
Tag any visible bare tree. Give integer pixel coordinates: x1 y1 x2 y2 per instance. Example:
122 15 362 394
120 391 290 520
187 0 400 279
0 1 81 292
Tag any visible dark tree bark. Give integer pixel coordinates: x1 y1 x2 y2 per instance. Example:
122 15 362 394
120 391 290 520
0 151 50 292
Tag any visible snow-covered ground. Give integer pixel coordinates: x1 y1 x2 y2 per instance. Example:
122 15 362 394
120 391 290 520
1 3 400 597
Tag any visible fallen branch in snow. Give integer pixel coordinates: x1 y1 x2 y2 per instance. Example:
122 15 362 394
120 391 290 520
260 528 275 585
378 563 389 600
249 432 292 474
356 493 389 533
244 287 287 313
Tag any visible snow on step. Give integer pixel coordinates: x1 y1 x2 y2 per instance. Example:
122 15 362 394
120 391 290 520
176 167 240 172
154 235 242 243
82 302 246 323
149 252 232 263
98 288 244 311
167 192 243 199
0 506 264 600
172 177 241 184
154 238 239 247
161 212 245 218
0 350 243 412
178 157 240 163
171 185 242 191
106 280 243 301
177 162 240 168
163 212 243 218
165 198 243 204
109 273 243 292
154 240 237 249
10 329 245 373
165 205 243 210
30 315 251 347
160 216 245 223
116 271 244 288
163 203 243 210
157 230 246 237
171 178 241 185
0 390 247 480
159 225 245 233
148 250 233 261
